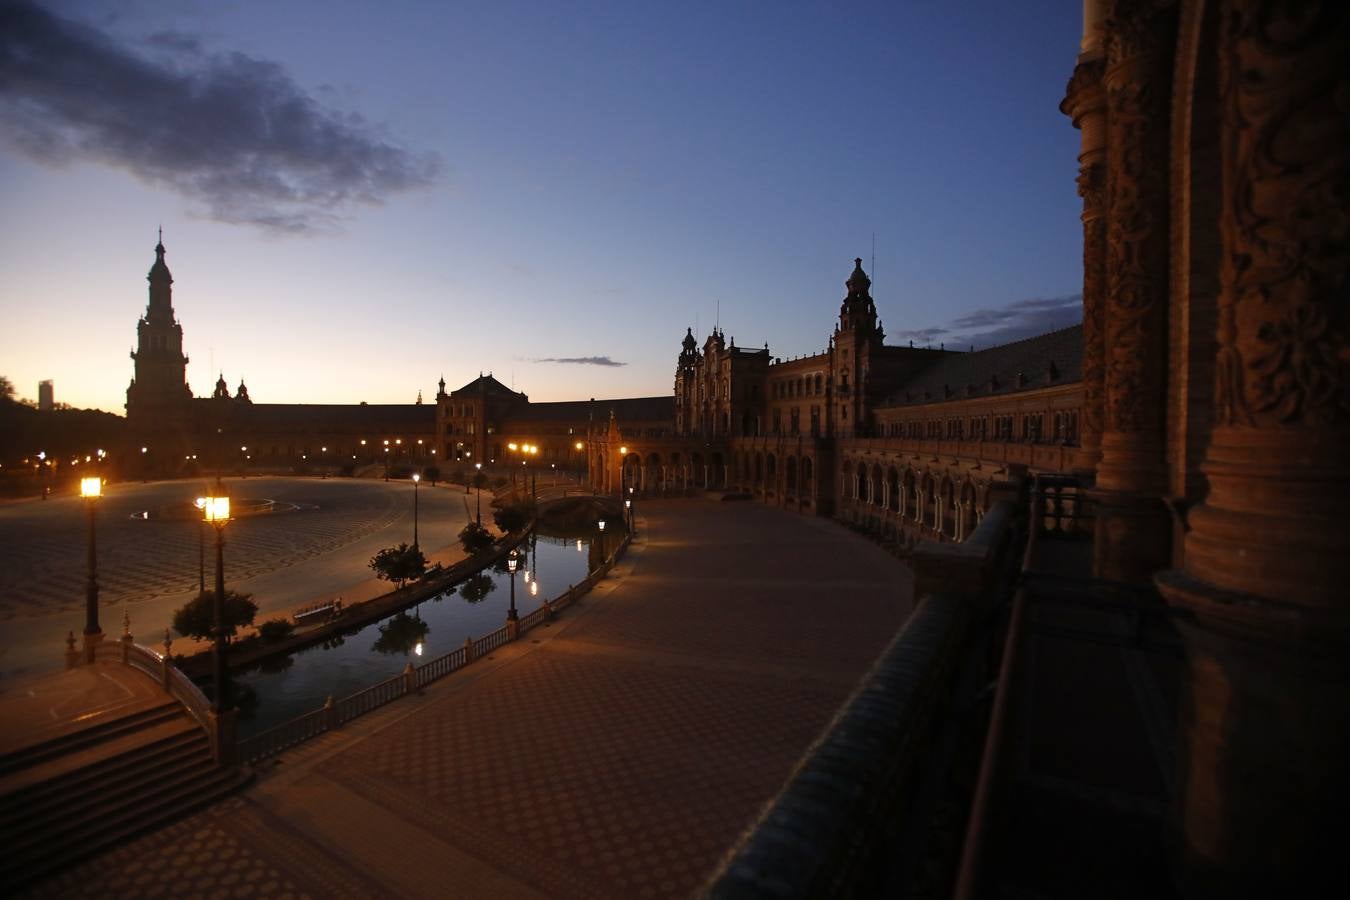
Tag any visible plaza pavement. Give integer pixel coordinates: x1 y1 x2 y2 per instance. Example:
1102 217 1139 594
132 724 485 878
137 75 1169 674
22 497 915 899
0 477 481 681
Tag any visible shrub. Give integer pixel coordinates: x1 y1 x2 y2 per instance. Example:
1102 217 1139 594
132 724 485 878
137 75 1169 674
172 590 258 641
258 618 295 644
369 543 428 589
459 521 494 555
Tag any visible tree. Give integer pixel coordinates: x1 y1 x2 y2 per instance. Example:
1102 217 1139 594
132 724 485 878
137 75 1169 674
458 521 494 555
423 465 440 486
493 500 533 535
172 590 258 641
369 543 427 589
459 572 495 604
0 375 14 403
372 611 429 655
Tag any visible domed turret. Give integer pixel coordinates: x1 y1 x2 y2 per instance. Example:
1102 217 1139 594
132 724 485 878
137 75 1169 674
845 257 870 296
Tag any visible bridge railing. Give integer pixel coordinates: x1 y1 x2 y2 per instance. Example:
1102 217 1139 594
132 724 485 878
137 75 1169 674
95 638 214 735
236 528 633 766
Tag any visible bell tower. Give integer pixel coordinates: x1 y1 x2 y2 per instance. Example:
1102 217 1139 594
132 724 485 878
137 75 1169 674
830 258 882 436
126 233 192 420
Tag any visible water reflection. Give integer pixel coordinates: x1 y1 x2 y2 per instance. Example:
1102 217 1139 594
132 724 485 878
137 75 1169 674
235 527 606 736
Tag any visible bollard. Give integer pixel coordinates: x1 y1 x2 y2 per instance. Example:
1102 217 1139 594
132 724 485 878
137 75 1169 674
64 630 80 670
463 636 475 663
162 628 173 689
403 661 417 694
121 611 133 664
324 695 338 731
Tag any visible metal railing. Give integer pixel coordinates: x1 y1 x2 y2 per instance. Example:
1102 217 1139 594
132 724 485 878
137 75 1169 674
236 529 633 765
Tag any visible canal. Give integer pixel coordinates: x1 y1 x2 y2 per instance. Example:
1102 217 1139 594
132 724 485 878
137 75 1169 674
235 527 614 736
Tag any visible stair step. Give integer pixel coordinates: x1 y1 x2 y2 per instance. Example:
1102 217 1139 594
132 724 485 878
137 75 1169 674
0 715 200 801
0 700 182 777
0 728 207 820
2 765 253 891
0 739 213 832
3 752 220 853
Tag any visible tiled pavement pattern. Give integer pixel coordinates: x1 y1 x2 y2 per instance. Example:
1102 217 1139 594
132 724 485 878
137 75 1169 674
20 498 914 899
0 479 403 621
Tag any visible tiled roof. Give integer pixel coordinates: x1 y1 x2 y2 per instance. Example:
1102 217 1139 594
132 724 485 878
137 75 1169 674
450 374 522 399
198 401 435 429
879 324 1083 407
516 396 673 424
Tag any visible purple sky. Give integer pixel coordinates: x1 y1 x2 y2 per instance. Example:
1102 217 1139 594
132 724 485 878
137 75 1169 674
0 1 1084 413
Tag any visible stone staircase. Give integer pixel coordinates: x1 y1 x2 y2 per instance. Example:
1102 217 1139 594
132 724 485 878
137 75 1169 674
0 696 251 890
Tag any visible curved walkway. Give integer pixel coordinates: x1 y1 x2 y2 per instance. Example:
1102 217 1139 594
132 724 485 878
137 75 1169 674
24 497 915 900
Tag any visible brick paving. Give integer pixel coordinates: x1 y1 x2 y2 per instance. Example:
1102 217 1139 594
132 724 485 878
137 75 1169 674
20 498 914 899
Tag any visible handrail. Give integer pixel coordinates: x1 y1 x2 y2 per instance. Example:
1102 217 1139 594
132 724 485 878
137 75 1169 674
951 478 1043 899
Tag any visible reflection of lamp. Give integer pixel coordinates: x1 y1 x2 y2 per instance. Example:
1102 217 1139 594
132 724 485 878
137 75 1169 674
414 641 423 657
598 519 606 532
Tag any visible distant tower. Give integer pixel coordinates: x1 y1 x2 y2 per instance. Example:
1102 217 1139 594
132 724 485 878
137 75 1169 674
235 379 252 404
38 379 53 411
126 235 192 420
831 258 883 435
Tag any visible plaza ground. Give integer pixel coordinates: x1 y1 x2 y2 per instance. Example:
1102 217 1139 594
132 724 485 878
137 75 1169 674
21 496 914 899
0 477 482 682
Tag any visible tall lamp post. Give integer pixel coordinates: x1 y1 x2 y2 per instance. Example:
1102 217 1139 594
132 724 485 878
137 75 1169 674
194 496 207 593
626 497 634 534
80 476 103 662
506 547 520 636
411 472 421 549
475 462 483 525
202 484 234 739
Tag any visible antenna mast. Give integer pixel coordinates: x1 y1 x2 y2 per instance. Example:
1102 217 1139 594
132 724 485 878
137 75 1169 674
871 232 876 286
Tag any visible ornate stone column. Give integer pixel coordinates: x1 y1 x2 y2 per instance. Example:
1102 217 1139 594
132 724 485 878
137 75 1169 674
1157 2 1349 891
1062 4 1108 469
1091 0 1178 582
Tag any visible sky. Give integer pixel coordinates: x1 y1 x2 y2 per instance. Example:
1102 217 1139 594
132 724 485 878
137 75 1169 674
0 0 1085 414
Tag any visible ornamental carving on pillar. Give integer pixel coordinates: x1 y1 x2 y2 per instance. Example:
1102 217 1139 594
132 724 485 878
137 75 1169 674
1102 0 1177 437
1076 161 1106 217
1082 214 1108 443
1217 1 1349 427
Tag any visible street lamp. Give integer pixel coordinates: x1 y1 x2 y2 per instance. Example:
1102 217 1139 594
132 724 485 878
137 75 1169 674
506 547 520 624
194 496 207 593
626 497 633 533
80 476 103 661
202 483 233 714
474 462 483 525
411 472 421 549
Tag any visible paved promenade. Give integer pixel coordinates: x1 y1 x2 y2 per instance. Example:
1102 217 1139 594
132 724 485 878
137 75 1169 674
24 498 914 899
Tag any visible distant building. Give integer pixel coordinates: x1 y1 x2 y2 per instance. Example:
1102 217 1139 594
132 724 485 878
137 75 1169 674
37 380 53 412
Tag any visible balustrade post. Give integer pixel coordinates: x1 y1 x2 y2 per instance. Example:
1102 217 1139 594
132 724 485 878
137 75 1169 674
162 628 173 689
403 661 417 695
463 636 475 663
324 695 337 731
121 610 132 665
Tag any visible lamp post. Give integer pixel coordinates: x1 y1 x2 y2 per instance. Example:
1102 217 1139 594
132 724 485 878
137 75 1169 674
202 483 232 715
141 445 148 482
626 497 633 533
507 547 520 628
383 440 391 481
194 496 207 593
475 462 483 525
412 472 421 549
80 476 103 662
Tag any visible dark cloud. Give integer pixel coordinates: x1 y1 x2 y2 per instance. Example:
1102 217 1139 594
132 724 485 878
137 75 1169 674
893 293 1081 349
535 356 628 367
0 1 439 233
